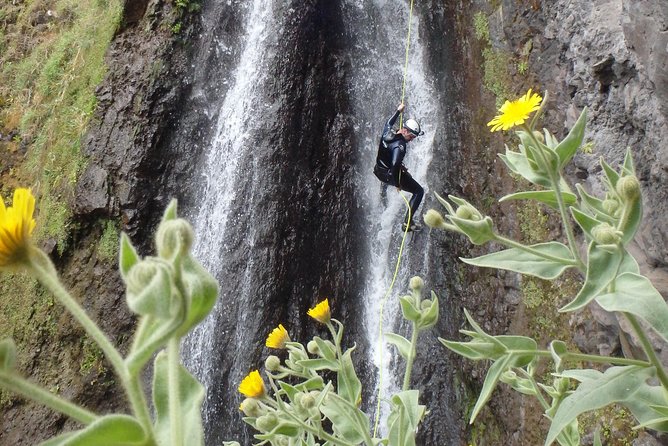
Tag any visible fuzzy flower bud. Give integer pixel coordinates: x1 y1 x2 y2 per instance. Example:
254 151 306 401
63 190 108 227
239 398 262 417
255 413 278 432
602 198 620 215
300 393 316 409
409 276 424 292
265 355 281 372
156 218 195 260
306 340 320 355
592 223 622 245
421 299 432 310
616 175 641 202
455 205 480 221
423 209 447 229
125 258 176 319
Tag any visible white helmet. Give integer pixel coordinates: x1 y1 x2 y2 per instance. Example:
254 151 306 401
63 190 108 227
404 118 424 136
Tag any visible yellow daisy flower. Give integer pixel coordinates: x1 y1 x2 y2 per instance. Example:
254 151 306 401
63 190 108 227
265 323 290 349
238 370 265 399
307 298 331 324
487 89 543 132
0 188 36 267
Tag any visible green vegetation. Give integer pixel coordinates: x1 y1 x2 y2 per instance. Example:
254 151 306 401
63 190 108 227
97 220 120 261
0 0 123 252
473 12 490 43
482 47 514 106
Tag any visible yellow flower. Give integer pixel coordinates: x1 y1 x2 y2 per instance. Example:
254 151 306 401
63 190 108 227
487 89 543 132
265 324 290 349
238 370 265 398
0 188 36 267
307 298 331 324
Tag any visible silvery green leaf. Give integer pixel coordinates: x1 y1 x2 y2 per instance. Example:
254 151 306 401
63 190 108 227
320 393 369 444
470 355 513 423
596 273 668 342
576 185 616 224
499 150 551 187
337 349 361 405
546 366 655 445
439 338 489 360
555 421 580 446
119 233 140 279
174 256 219 337
549 340 568 373
161 199 178 222
571 207 604 240
461 242 574 279
623 148 636 175
449 216 495 245
619 252 640 274
601 158 620 190
385 333 412 360
296 359 338 371
153 351 204 446
499 190 577 209
387 390 425 446
37 415 147 446
434 191 455 215
313 336 337 361
399 296 421 323
0 338 16 370
560 243 623 312
555 107 587 170
418 296 439 330
618 186 643 245
544 129 559 149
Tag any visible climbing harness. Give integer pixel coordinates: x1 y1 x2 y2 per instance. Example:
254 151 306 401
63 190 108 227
372 0 417 437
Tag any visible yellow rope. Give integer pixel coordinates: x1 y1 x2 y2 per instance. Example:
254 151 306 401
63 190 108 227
372 0 416 436
372 192 411 437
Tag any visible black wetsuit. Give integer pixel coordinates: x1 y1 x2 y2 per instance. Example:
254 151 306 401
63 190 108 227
373 109 424 226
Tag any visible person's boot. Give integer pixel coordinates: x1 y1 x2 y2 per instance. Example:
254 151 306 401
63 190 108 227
401 221 422 232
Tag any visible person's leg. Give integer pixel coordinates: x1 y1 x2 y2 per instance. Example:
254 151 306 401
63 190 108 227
398 172 424 226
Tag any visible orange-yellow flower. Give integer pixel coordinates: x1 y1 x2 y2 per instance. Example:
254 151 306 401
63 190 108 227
487 89 543 132
238 370 265 398
0 188 36 267
307 298 331 324
265 324 290 349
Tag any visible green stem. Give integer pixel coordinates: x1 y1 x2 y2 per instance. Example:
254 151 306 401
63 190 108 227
516 368 550 410
495 234 578 266
521 125 584 269
28 254 155 437
0 370 98 425
168 339 183 446
28 257 125 380
283 409 358 446
624 313 668 389
514 349 650 367
402 323 419 391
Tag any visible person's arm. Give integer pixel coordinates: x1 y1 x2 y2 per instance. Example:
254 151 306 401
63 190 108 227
383 103 405 135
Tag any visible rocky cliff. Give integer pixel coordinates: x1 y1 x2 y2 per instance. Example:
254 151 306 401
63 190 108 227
1 0 667 445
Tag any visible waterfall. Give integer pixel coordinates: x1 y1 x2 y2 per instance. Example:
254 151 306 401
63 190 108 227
341 0 442 432
182 0 280 443
180 0 449 443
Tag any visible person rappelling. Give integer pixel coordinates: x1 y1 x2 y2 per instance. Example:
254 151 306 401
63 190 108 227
373 103 425 232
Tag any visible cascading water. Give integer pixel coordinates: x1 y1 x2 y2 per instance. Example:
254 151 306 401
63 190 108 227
180 0 459 444
341 0 443 433
182 1 280 444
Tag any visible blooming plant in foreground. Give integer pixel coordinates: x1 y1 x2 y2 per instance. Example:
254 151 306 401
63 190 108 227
0 198 217 446
228 284 439 446
426 89 668 445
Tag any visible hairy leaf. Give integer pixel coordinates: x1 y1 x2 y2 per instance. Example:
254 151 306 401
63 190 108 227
37 415 147 446
337 349 362 405
320 393 369 444
385 333 412 360
462 242 574 279
546 366 654 445
560 243 623 312
153 351 205 446
499 190 577 209
387 390 425 446
555 107 587 169
119 233 140 279
596 273 668 342
499 150 551 187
